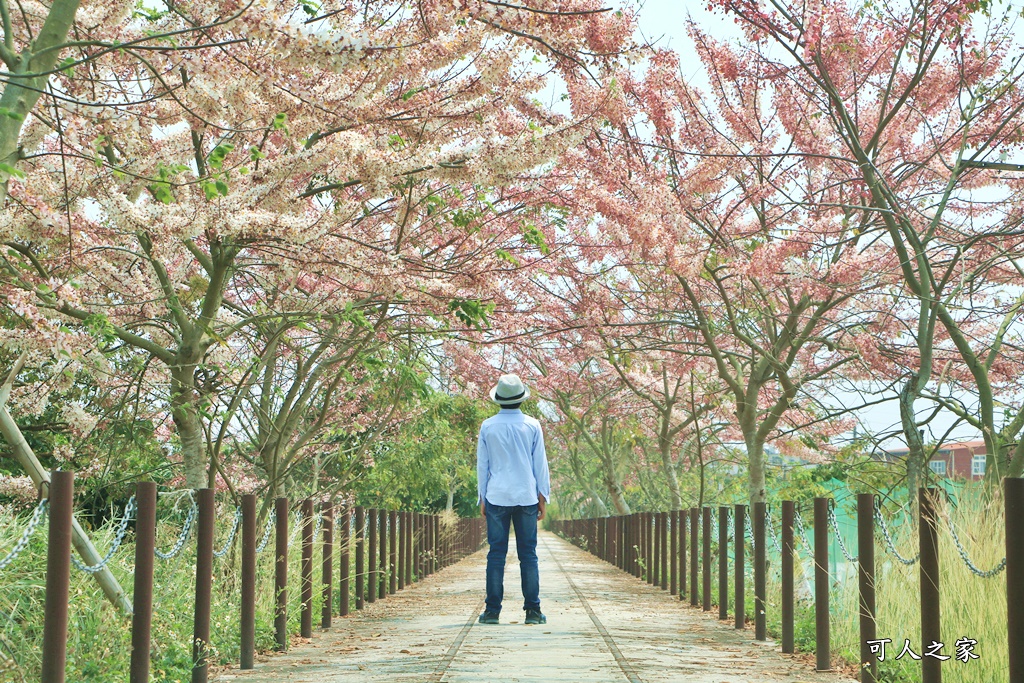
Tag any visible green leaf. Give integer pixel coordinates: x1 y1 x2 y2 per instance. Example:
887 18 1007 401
202 181 218 200
447 298 493 330
215 180 229 196
522 223 550 254
207 142 235 171
272 112 288 130
148 182 175 204
495 249 519 266
401 85 428 101
0 163 26 180
0 107 23 121
249 146 266 161
57 56 75 76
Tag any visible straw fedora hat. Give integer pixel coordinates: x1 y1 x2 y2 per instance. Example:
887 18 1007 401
489 374 530 406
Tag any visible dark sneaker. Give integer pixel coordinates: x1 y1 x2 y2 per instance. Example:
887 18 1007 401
524 609 546 625
478 611 499 624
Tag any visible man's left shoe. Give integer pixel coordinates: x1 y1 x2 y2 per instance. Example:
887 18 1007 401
524 609 546 625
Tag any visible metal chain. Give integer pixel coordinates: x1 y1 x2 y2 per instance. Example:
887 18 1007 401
0 499 48 571
794 509 814 552
73 496 137 573
287 510 303 547
945 514 1006 578
765 508 783 552
312 512 323 540
783 510 817 597
256 507 276 554
155 500 198 560
213 507 242 558
873 499 919 566
828 505 858 563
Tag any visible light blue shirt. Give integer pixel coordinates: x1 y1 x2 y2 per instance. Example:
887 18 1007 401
477 408 550 507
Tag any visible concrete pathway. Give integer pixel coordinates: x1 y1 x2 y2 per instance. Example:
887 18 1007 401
215 531 855 683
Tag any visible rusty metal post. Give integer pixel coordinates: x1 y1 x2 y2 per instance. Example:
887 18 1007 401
413 512 420 581
321 503 333 628
702 507 712 612
679 510 687 600
651 512 660 585
659 511 668 589
367 509 377 604
434 515 440 574
339 508 351 616
355 506 365 610
381 511 390 597
192 488 215 683
611 517 618 567
782 500 795 654
919 488 941 683
637 513 644 579
858 494 876 683
734 504 745 628
670 510 678 595
389 510 398 593
753 501 767 641
41 470 74 683
238 494 257 669
632 513 640 578
1006 478 1024 683
647 513 655 584
421 514 429 576
419 516 428 581
427 514 436 576
719 506 729 620
301 499 314 637
419 512 426 580
404 510 413 586
814 497 831 671
130 481 157 682
421 513 428 577
397 511 406 589
617 517 622 568
690 507 699 607
274 497 289 649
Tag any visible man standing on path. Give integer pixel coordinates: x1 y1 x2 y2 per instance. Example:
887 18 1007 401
476 374 550 625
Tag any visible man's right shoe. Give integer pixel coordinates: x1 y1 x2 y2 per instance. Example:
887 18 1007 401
478 611 500 624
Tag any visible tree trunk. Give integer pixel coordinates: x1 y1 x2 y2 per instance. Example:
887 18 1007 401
0 0 83 203
170 363 206 489
602 465 631 515
659 436 683 509
1008 437 1024 478
899 376 926 507
746 439 766 504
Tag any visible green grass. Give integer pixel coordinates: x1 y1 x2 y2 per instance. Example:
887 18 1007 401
0 504 439 682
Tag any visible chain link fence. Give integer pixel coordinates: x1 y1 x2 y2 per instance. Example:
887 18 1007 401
0 499 48 572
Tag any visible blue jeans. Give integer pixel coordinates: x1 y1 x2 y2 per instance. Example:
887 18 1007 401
484 502 540 613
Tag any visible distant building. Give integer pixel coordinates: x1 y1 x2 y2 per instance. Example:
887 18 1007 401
880 440 987 480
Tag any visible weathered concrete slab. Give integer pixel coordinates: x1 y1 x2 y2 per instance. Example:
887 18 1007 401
215 530 855 683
